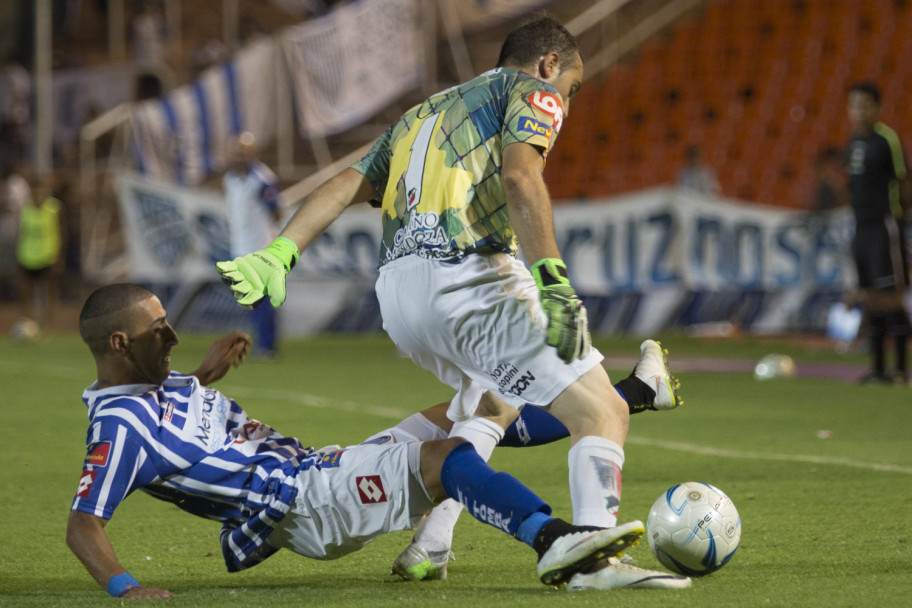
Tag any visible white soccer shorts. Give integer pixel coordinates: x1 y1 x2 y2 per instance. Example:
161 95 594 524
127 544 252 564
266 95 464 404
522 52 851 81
376 252 604 421
267 442 433 560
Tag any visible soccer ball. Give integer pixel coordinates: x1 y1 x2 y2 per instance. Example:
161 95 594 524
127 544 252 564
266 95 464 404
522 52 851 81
646 482 741 576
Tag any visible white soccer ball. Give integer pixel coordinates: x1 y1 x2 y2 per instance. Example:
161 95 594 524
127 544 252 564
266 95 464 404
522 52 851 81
646 482 741 576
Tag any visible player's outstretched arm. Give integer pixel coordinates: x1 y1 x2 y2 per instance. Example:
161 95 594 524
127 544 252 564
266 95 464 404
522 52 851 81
217 168 378 309
193 331 251 385
66 510 173 599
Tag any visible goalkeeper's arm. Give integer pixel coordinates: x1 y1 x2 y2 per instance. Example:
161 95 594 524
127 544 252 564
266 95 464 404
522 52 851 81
502 142 590 362
217 168 378 308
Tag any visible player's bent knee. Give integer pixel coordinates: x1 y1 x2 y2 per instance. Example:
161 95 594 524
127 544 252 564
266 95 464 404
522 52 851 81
418 438 467 501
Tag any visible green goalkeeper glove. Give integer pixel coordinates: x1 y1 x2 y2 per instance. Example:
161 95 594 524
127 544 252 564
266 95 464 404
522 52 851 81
216 237 299 309
530 258 591 363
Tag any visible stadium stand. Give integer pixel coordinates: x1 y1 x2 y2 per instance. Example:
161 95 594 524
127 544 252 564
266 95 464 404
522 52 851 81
545 0 912 207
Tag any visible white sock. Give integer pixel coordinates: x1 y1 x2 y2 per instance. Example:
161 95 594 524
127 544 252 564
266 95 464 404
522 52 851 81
412 416 504 554
568 436 625 528
361 412 448 445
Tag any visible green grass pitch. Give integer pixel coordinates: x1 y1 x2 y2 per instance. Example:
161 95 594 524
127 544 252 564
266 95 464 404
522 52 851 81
1 332 910 607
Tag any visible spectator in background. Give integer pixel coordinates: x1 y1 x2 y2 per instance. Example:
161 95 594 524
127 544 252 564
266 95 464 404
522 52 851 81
223 132 282 358
845 81 911 386
131 0 167 69
0 162 30 301
0 59 32 163
810 146 850 212
676 144 721 197
17 176 64 334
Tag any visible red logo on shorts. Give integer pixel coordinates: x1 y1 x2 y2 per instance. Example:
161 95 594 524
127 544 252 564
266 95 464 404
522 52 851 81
356 475 388 504
76 470 97 498
85 442 111 467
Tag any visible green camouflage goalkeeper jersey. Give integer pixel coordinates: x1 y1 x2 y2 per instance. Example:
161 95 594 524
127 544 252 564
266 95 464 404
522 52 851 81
352 67 565 266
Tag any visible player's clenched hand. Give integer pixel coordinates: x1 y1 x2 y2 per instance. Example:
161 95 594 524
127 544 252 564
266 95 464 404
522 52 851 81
531 258 591 363
193 331 251 385
216 237 299 309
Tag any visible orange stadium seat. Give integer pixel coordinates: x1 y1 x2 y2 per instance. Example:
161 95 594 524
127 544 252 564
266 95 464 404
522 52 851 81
546 0 912 206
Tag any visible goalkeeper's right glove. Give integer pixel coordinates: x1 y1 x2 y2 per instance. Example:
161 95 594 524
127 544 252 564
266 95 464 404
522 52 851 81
216 236 299 309
530 258 591 363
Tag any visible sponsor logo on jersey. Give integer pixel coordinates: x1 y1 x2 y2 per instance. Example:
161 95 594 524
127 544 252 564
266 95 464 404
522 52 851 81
321 450 344 468
196 388 229 450
162 401 174 423
527 91 563 132
518 116 552 139
76 469 97 498
491 362 536 397
457 489 511 534
85 442 111 468
356 475 388 504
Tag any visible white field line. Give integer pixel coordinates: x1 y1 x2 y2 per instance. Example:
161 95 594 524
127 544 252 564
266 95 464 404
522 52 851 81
626 436 912 475
18 360 907 476
229 385 912 476
221 385 410 421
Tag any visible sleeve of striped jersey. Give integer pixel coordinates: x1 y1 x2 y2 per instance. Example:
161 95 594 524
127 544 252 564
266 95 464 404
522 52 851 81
502 79 563 157
71 419 153 520
351 126 393 196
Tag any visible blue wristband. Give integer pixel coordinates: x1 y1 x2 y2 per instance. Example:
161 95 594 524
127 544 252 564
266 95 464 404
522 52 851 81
107 572 141 597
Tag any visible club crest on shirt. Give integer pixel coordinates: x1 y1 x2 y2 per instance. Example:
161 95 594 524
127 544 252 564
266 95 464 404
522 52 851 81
85 441 111 468
356 475 388 504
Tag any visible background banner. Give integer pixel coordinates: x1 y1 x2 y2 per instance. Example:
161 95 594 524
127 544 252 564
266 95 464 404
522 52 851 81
282 0 424 138
116 178 854 336
130 38 277 185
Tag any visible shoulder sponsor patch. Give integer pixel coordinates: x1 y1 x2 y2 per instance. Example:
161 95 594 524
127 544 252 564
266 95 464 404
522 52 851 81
356 475 388 504
527 91 563 132
85 442 111 468
518 116 552 139
76 469 97 498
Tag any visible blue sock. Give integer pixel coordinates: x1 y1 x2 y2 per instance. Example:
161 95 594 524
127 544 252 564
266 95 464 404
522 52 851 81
500 384 632 448
440 442 551 541
499 405 569 447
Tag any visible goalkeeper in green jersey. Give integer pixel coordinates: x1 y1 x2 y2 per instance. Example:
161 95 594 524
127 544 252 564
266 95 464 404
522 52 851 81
218 14 685 591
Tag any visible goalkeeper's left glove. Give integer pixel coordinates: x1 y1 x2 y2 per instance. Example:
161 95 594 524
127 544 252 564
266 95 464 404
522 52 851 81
216 237 299 309
530 258 591 363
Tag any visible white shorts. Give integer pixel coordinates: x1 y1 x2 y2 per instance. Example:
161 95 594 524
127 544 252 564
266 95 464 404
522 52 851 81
267 442 433 560
376 253 603 421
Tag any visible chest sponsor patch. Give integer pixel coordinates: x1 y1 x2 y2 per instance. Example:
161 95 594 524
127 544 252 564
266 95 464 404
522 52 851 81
76 469 97 498
85 442 111 468
356 475 388 504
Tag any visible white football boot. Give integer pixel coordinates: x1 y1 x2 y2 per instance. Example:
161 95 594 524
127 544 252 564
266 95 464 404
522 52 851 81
391 542 453 581
634 340 682 410
566 557 692 590
537 520 644 587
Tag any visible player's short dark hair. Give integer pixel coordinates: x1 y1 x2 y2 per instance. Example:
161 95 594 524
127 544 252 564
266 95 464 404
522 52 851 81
496 13 580 70
848 81 881 104
79 283 156 352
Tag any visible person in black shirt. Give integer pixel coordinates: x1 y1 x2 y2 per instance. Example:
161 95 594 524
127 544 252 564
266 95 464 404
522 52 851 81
846 82 911 384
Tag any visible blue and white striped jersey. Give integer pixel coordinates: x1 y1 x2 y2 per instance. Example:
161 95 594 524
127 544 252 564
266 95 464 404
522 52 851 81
72 372 324 571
